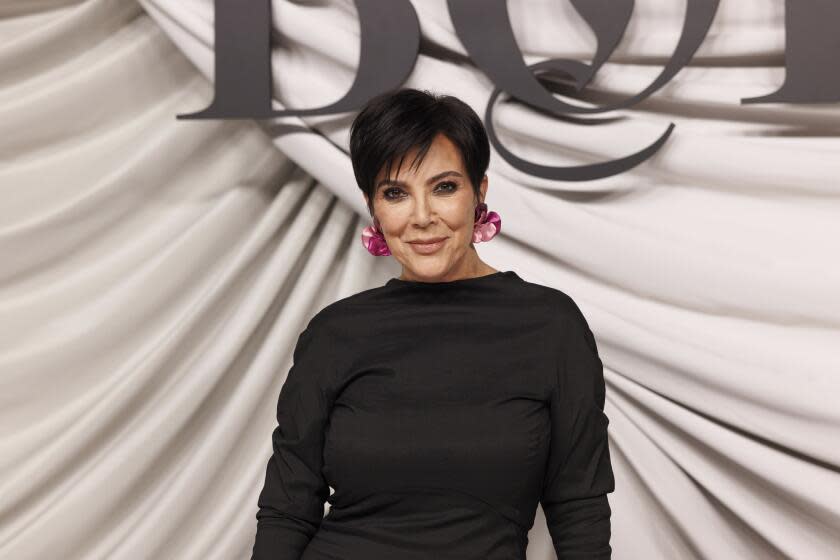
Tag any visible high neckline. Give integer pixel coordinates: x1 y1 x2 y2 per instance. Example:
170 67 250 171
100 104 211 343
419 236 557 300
385 270 519 288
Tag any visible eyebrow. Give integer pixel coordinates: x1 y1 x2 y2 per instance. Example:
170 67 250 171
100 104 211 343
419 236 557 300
376 170 463 190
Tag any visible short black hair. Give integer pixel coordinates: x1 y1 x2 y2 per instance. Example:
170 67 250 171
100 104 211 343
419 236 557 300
349 88 490 215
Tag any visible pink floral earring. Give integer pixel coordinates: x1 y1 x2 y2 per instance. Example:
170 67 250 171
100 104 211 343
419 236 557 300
472 202 501 243
360 216 391 256
360 203 502 256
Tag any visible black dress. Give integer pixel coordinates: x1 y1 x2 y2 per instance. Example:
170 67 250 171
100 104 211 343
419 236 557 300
251 270 615 559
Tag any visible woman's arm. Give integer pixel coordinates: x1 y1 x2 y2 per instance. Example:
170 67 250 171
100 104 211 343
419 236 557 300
541 297 616 559
251 317 337 559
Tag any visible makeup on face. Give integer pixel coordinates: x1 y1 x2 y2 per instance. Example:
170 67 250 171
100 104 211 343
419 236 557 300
407 237 448 254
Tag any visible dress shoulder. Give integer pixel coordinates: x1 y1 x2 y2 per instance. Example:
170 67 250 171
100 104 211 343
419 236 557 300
310 281 389 318
515 279 589 324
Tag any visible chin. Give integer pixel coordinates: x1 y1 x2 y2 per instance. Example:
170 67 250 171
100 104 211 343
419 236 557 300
408 263 445 276
404 258 448 276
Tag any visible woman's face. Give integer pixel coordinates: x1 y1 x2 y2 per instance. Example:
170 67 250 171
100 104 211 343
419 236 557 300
363 133 488 281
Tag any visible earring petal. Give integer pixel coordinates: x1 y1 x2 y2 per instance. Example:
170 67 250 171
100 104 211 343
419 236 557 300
472 205 501 243
361 225 391 256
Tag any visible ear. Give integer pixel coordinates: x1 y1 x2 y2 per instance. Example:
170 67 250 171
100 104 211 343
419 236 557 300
478 174 488 204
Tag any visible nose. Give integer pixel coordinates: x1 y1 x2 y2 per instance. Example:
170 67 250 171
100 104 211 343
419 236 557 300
410 194 435 226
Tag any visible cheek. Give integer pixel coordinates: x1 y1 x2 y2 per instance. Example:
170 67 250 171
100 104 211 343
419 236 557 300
374 205 401 230
441 204 474 234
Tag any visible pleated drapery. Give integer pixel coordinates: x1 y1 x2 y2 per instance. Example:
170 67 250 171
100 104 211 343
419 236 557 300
1 1 838 559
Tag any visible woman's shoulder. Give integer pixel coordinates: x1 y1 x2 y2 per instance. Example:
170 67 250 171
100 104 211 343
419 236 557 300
515 276 588 316
510 278 597 349
302 285 387 336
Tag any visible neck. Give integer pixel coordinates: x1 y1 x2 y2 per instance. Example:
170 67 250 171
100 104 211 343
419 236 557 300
398 250 497 282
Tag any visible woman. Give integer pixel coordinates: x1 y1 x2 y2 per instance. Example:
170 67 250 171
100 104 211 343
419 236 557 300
251 88 615 559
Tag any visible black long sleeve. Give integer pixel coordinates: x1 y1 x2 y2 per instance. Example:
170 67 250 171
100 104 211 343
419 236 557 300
251 317 337 559
249 270 615 559
540 298 615 559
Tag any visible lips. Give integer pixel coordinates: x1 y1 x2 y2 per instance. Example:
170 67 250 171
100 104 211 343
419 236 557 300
408 237 447 254
409 237 447 245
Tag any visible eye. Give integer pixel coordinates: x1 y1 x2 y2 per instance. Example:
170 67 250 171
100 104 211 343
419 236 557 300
436 181 458 193
382 187 405 201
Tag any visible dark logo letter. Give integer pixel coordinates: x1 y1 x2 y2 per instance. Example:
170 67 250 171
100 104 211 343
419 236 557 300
448 0 719 181
743 0 840 104
178 0 421 123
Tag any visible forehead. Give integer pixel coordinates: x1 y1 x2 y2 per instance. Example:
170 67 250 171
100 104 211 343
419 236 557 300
378 133 465 181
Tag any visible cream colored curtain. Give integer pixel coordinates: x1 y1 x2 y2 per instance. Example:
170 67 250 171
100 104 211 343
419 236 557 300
1 1 838 559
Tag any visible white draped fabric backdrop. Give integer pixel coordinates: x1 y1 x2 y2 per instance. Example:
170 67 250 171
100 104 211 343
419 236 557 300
1 1 838 558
